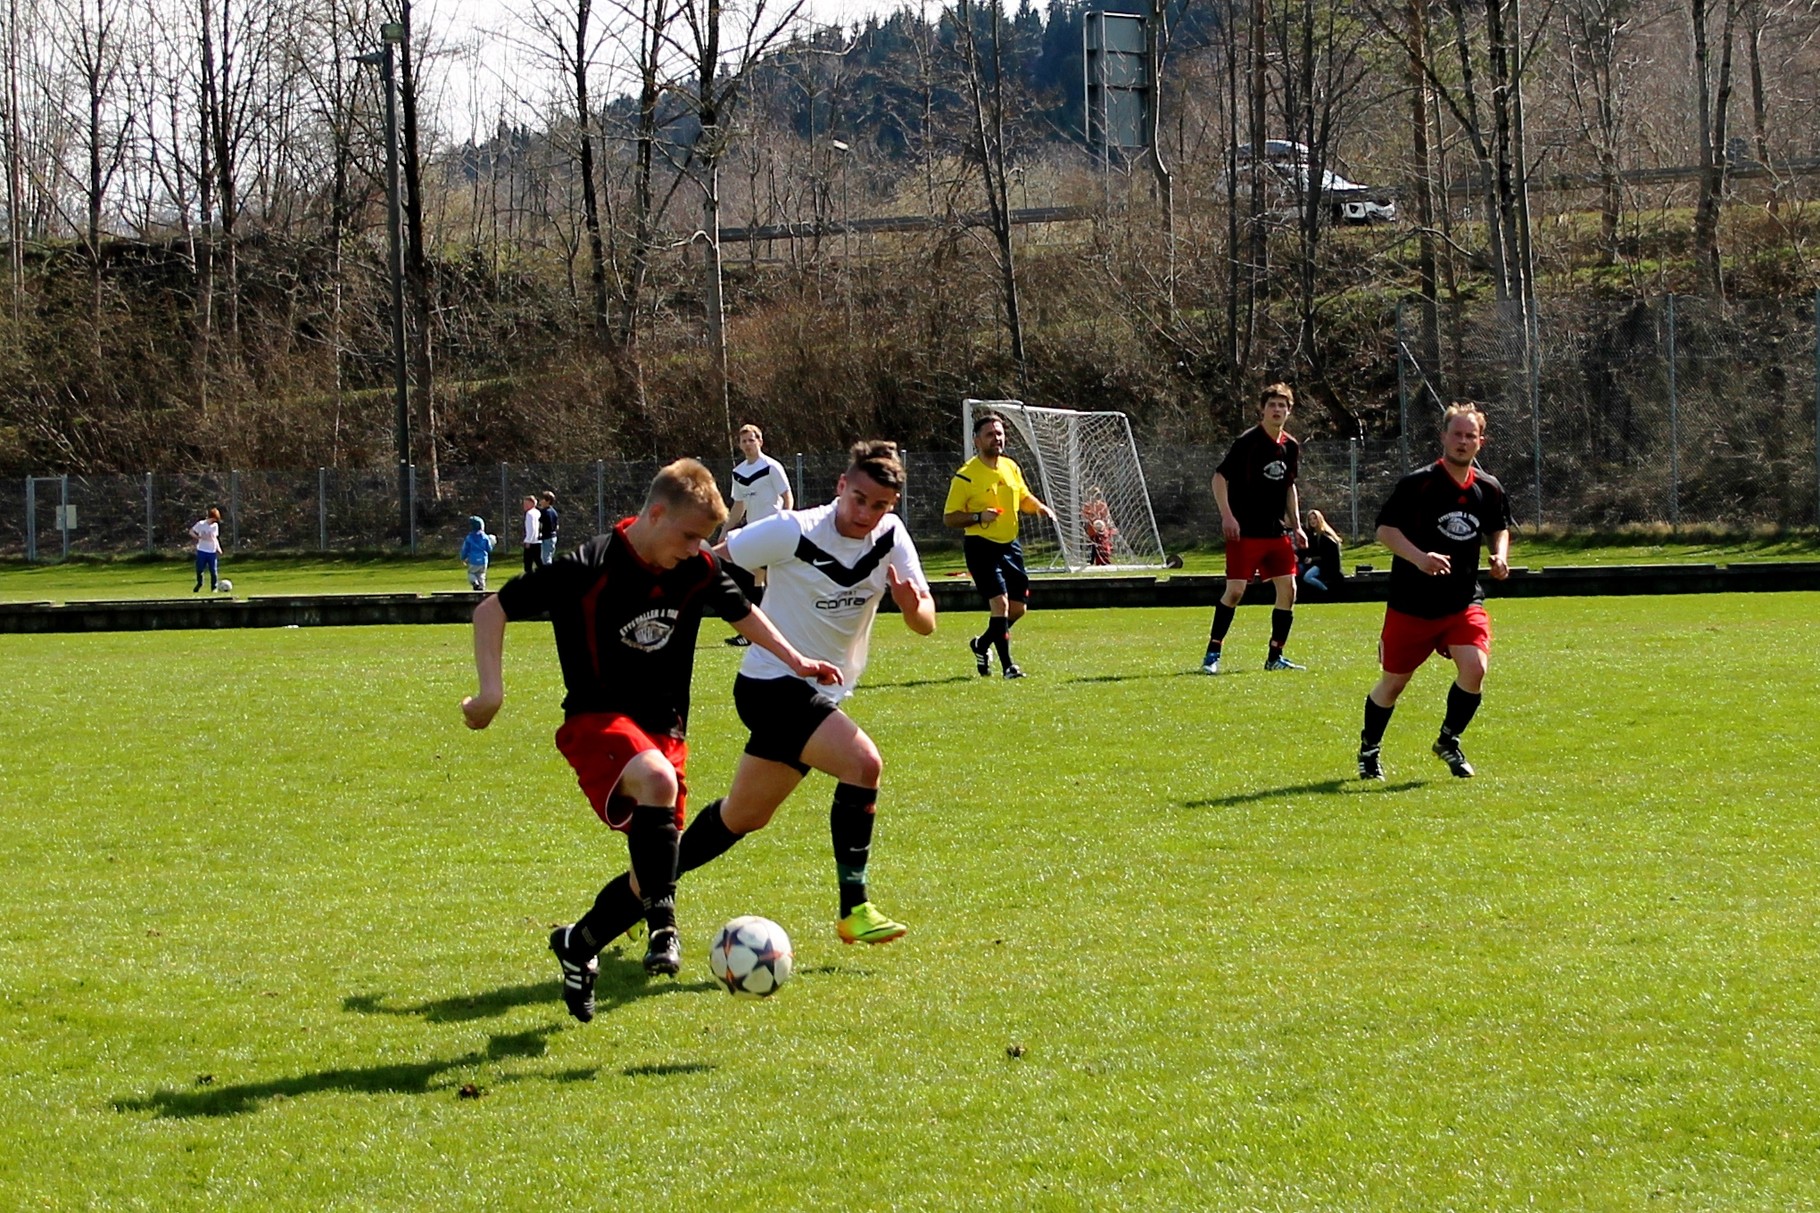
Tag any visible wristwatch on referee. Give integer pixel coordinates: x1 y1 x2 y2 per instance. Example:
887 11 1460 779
971 511 983 526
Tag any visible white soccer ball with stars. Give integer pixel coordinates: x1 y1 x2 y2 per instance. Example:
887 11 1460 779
218 579 232 593
708 915 794 998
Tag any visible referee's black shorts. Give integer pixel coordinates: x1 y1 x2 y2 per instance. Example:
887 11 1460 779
963 535 1031 605
734 674 843 774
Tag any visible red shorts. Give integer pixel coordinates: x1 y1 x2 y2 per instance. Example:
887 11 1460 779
1225 535 1297 582
553 713 688 831
1378 604 1492 675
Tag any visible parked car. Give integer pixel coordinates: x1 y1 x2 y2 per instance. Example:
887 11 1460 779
1230 140 1398 225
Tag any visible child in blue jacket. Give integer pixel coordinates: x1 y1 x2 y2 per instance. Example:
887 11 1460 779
461 516 497 591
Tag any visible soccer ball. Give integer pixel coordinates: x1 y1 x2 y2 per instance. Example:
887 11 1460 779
708 915 794 998
218 579 233 593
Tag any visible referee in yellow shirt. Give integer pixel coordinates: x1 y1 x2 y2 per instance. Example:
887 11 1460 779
943 411 1058 678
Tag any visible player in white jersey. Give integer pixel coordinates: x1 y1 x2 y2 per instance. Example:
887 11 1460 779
706 440 935 944
722 423 794 646
555 442 934 953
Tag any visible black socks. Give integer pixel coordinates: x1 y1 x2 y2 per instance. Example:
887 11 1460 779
1361 695 1395 749
1441 683 1482 740
626 804 680 935
983 616 1011 668
830 782 878 917
1207 603 1236 650
1268 608 1294 657
677 798 745 877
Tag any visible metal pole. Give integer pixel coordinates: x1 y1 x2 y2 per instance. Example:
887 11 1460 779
59 473 68 561
1396 298 1410 471
24 477 34 562
1349 437 1360 541
795 452 805 501
1666 294 1680 527
596 459 605 534
1813 287 1819 526
900 450 910 519
407 463 418 555
319 467 328 551
145 471 154 555
358 31 411 546
500 461 509 540
1528 309 1543 528
229 469 239 551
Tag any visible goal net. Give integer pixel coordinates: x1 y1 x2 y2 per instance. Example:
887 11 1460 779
960 399 1167 573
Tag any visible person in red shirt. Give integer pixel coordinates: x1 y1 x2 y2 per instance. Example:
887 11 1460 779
1357 404 1513 781
461 459 840 1022
1202 382 1308 674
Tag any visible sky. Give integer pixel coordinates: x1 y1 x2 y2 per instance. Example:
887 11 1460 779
421 0 906 138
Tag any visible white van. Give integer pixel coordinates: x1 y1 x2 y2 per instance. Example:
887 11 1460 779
1231 141 1398 225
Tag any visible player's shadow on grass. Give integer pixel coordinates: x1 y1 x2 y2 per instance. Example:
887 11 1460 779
868 674 976 690
113 1027 559 1119
1182 777 1424 808
344 952 716 1025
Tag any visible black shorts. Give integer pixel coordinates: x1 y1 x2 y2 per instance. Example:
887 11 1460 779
734 674 842 774
963 536 1031 605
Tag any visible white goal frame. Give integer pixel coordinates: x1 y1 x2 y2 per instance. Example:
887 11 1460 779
961 399 1167 573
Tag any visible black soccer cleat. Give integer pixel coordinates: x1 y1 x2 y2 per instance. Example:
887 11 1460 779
549 925 600 1023
643 927 682 976
1002 663 1026 679
1432 736 1475 778
1357 746 1385 781
724 634 751 647
969 635 991 676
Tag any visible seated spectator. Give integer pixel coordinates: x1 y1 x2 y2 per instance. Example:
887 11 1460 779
1297 509 1344 593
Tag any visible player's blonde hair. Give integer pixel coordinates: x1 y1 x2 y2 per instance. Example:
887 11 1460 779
644 458 728 524
1259 382 1294 409
736 423 763 443
1443 401 1488 436
847 440 904 491
1305 509 1341 545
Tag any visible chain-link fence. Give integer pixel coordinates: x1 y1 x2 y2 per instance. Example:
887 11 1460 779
1398 293 1820 529
8 294 1817 561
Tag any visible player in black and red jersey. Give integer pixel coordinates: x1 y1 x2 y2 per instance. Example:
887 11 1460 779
1202 382 1308 674
1358 403 1513 781
461 459 840 1022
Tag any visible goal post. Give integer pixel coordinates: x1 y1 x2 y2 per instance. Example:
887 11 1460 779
961 399 1168 573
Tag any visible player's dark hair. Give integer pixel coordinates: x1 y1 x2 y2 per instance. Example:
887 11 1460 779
645 458 728 523
973 411 1004 435
847 440 904 491
1259 382 1294 409
540 490 556 504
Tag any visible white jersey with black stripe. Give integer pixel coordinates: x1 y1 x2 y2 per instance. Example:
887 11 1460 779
724 502 926 699
730 455 791 523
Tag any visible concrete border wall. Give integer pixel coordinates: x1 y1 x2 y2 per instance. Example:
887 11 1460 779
3 563 1817 634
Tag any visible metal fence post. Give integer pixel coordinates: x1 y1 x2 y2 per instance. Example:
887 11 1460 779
229 470 240 550
795 452 805 501
1814 288 1819 526
408 463 418 555
145 472 154 554
24 478 34 562
1528 310 1543 529
499 462 510 541
900 450 910 518
59 473 69 561
1395 298 1410 472
1666 294 1680 527
319 468 328 551
596 459 605 534
1348 438 1360 541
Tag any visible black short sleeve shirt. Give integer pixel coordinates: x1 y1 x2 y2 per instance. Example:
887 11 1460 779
1215 426 1300 538
1375 463 1513 618
495 517 750 735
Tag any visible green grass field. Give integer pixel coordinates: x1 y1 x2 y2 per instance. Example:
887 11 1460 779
4 597 1820 1209
3 530 1817 603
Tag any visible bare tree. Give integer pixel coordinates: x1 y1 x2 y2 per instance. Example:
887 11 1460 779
953 0 1026 387
1690 0 1741 296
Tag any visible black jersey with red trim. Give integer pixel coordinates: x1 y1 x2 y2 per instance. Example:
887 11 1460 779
1375 462 1513 618
1215 425 1300 538
495 516 751 735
